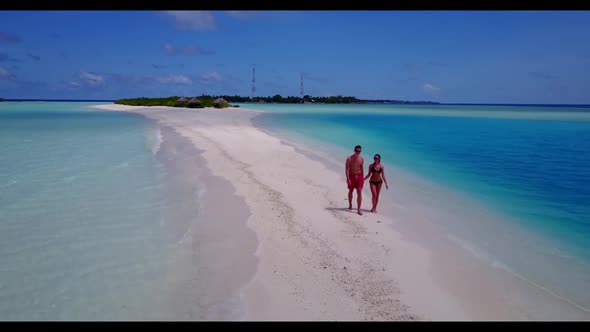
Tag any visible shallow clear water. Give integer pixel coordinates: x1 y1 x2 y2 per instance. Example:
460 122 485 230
0 102 177 320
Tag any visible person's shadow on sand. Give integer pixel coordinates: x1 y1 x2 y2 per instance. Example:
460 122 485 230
325 207 372 215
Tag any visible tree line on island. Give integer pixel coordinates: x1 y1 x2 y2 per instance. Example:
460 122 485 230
114 95 439 108
115 96 235 108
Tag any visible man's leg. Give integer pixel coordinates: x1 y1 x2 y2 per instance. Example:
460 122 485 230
348 188 354 210
356 187 363 215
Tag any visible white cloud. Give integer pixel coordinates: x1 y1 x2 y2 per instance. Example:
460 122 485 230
0 66 17 80
80 70 104 86
162 11 216 31
200 71 222 84
163 42 175 54
423 83 441 92
158 74 192 85
0 66 13 79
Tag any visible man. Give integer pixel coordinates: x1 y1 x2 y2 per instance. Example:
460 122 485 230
345 145 364 215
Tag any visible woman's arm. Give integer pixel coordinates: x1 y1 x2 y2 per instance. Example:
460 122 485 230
382 167 389 189
364 164 372 180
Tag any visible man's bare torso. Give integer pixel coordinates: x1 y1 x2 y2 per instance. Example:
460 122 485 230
347 155 364 175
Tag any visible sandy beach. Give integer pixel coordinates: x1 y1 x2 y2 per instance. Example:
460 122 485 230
88 104 590 321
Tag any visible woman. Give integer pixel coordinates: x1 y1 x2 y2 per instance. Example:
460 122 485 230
364 154 388 213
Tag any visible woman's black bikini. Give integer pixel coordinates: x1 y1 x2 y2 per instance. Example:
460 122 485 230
369 164 383 186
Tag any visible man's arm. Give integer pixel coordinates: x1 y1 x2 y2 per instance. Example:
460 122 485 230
361 158 364 177
345 157 350 182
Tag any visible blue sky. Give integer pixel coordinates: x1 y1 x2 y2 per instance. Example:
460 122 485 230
0 10 589 103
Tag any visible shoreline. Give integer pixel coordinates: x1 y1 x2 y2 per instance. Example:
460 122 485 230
151 123 258 320
88 104 590 320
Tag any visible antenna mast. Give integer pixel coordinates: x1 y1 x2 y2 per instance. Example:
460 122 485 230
300 72 304 99
251 66 256 99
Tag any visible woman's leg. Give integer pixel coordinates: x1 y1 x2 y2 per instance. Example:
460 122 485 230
374 182 383 213
370 183 377 212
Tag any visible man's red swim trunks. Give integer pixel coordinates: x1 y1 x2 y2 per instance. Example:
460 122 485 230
348 174 364 190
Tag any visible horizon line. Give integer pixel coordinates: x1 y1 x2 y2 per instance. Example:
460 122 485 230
2 98 590 107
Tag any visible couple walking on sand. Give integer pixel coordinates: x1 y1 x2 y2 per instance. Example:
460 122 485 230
345 145 388 215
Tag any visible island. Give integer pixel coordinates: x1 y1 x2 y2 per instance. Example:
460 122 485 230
114 95 439 108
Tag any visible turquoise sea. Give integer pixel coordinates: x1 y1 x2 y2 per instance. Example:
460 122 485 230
248 103 590 313
0 102 208 320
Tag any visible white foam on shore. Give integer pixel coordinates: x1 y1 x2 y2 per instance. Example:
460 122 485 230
446 234 511 272
140 122 163 156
